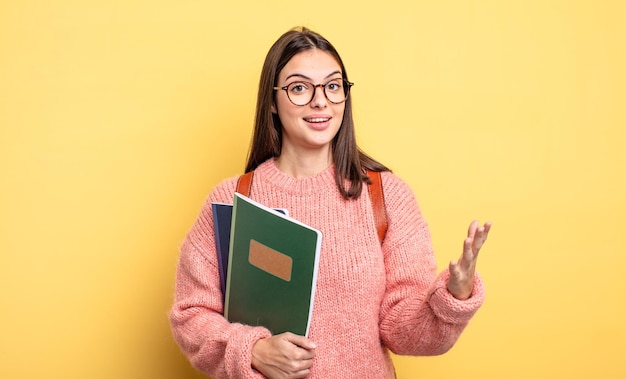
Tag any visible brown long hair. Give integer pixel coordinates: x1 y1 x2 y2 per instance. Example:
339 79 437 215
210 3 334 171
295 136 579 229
245 27 389 199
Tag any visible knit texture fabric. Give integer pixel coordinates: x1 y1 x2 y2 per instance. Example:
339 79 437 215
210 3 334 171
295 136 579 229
170 159 485 378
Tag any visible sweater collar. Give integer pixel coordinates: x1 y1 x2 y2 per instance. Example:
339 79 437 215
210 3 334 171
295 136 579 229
254 158 337 195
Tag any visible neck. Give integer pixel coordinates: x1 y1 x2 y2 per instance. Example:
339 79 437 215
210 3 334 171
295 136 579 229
275 147 333 178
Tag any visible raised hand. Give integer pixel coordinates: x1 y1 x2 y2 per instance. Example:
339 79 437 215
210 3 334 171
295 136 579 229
447 220 492 300
251 332 316 379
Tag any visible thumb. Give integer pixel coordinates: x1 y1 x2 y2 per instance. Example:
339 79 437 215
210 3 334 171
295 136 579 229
449 259 458 273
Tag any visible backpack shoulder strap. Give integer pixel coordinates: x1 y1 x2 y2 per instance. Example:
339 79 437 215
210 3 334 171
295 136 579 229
236 171 254 196
236 169 388 244
366 170 388 244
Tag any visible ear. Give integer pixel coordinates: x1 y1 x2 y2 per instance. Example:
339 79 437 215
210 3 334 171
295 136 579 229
271 103 277 114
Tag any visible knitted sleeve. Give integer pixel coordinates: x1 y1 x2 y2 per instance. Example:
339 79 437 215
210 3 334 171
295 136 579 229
169 177 272 378
378 172 485 356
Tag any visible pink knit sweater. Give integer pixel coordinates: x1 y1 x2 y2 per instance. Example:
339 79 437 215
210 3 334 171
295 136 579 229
170 159 485 378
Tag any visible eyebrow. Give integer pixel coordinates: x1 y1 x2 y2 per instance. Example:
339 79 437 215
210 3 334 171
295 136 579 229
284 70 342 82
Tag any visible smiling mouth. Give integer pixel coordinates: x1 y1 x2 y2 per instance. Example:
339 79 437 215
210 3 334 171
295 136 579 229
304 117 331 123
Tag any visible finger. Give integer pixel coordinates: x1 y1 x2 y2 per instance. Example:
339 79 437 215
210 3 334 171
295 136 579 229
449 259 457 269
479 221 491 236
297 357 315 370
465 236 474 256
449 259 459 278
284 333 317 351
286 356 315 372
292 348 316 361
454 237 473 270
291 368 312 379
472 226 486 251
481 222 492 242
467 220 479 239
472 222 493 251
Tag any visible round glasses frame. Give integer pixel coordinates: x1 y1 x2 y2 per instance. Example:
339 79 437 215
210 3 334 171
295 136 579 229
273 79 354 106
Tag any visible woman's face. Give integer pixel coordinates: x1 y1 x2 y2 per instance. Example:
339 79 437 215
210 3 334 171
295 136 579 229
272 49 345 156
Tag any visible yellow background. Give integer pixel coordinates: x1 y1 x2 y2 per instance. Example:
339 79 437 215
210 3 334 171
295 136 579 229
1 1 624 378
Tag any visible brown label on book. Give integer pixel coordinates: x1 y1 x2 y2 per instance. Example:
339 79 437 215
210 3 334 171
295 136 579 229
248 239 293 282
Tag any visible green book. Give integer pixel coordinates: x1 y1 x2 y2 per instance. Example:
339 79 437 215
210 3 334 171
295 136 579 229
224 193 322 336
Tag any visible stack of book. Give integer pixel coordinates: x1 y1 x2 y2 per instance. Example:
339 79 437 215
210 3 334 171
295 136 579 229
212 193 322 337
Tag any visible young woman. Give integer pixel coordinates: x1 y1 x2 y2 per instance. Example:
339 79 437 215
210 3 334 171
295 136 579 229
170 27 492 379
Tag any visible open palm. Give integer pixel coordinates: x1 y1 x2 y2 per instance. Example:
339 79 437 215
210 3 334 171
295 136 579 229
447 220 492 300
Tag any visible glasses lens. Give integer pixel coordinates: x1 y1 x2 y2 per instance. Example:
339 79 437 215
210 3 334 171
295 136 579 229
286 82 313 106
324 79 348 104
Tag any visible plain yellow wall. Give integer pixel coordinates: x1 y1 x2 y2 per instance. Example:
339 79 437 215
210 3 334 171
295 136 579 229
1 1 625 378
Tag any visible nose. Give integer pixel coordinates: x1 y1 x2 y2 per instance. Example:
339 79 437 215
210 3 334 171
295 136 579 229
310 84 328 108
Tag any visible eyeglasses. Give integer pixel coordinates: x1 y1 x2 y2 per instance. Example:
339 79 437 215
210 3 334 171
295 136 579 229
273 78 354 106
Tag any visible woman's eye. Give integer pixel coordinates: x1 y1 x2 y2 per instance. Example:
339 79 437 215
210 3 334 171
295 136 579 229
326 82 342 92
289 83 309 94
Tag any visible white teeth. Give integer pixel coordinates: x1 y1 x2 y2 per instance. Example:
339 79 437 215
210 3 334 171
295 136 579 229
305 117 330 123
